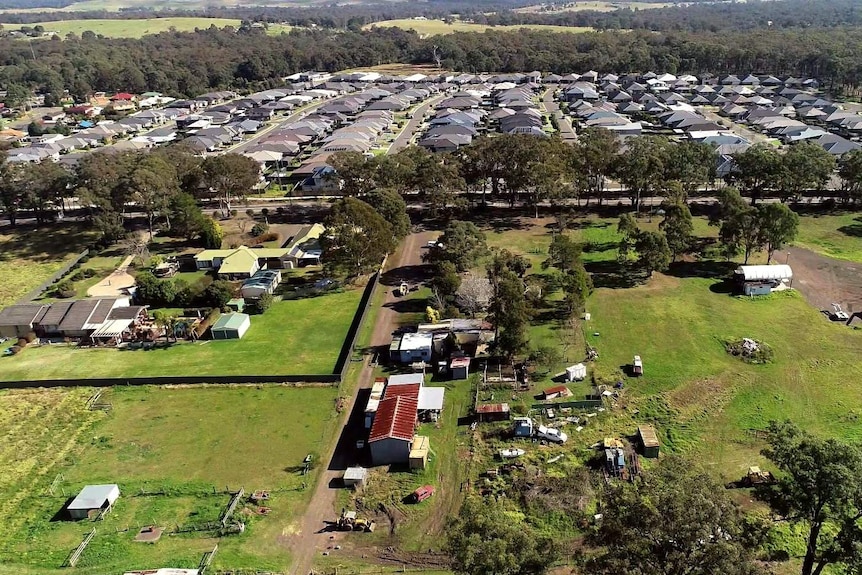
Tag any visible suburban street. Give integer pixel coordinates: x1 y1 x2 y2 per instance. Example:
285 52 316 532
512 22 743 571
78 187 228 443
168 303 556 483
390 94 446 152
225 99 328 155
541 85 576 141
287 230 436 575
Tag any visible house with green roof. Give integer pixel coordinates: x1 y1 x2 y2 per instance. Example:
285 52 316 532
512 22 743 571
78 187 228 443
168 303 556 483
193 224 325 279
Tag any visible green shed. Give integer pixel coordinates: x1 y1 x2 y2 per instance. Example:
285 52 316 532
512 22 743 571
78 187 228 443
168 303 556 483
211 312 250 340
638 425 660 458
226 298 245 313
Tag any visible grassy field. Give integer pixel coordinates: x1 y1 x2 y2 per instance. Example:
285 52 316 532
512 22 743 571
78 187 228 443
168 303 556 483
793 212 862 262
0 384 339 574
0 223 97 309
364 19 595 36
515 1 673 12
1 17 244 38
0 288 363 380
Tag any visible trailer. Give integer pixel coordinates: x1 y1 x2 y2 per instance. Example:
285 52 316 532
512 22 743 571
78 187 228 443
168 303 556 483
632 355 643 377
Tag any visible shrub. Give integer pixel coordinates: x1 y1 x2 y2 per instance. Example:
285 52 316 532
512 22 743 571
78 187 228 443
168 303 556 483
54 280 75 298
246 208 255 218
17 338 27 347
724 338 774 364
250 222 270 238
79 255 90 263
24 332 36 343
261 208 269 217
230 209 238 217
251 231 280 245
276 207 284 215
257 293 274 313
9 345 22 355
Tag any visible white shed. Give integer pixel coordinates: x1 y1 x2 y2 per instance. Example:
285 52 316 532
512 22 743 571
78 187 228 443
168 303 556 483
735 264 793 282
565 363 587 382
68 484 120 520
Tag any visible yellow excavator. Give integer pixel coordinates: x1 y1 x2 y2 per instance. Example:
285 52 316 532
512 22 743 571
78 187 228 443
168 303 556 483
336 509 376 532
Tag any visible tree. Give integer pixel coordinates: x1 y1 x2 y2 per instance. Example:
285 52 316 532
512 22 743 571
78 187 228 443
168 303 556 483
460 135 508 205
125 153 178 239
730 144 784 205
3 84 30 109
487 254 531 359
664 140 717 197
20 160 70 223
447 497 557 575
168 192 205 240
366 187 410 240
455 273 493 316
761 421 862 575
322 197 395 277
199 217 224 249
431 260 462 303
615 136 671 213
0 154 24 227
635 230 671 277
202 280 233 309
543 233 583 273
329 151 377 196
424 220 488 272
571 127 620 206
659 200 694 261
152 310 178 342
617 212 639 262
758 203 799 263
135 271 176 306
779 141 835 202
526 137 571 217
588 457 760 575
838 149 862 204
201 154 260 217
558 263 592 315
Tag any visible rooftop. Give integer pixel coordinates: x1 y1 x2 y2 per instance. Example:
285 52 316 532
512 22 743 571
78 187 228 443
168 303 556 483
369 394 418 443
212 313 249 331
68 484 119 510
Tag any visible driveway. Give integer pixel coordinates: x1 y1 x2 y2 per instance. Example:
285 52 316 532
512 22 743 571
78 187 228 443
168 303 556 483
86 254 135 297
287 230 437 575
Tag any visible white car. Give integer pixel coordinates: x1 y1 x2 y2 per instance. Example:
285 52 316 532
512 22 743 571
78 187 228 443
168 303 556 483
537 425 568 444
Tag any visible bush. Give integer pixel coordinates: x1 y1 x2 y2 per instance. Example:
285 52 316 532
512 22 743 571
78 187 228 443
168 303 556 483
230 210 238 217
725 338 774 364
257 293 274 313
250 222 270 238
251 231 280 245
261 208 269 217
246 208 255 218
9 345 22 355
54 280 75 298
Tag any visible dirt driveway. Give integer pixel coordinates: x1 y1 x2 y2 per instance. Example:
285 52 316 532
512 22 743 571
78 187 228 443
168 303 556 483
287 229 437 575
786 246 862 316
86 255 135 297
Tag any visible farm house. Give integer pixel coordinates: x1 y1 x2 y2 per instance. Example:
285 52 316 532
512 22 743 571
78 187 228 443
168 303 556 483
734 264 793 295
210 313 251 340
67 484 120 520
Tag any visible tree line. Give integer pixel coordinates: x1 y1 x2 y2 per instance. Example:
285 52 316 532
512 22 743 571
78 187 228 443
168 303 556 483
447 421 862 575
7 25 862 100
0 146 259 247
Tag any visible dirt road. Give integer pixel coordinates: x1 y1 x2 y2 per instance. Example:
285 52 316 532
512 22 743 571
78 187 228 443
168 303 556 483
287 229 437 575
786 246 862 316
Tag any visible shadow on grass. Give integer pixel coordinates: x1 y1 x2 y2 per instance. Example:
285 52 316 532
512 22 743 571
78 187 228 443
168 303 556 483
384 298 429 315
584 260 642 289
838 220 862 238
0 222 96 263
709 280 735 294
666 260 737 279
49 498 75 522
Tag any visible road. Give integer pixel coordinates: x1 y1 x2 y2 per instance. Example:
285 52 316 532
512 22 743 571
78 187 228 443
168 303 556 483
541 84 576 141
390 94 445 152
226 99 328 155
287 230 436 575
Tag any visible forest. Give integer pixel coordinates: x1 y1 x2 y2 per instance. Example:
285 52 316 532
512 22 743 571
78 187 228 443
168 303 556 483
2 24 862 100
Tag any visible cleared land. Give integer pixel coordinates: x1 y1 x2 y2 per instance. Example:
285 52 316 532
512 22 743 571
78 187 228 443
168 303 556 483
0 288 363 380
515 1 673 12
1 17 246 38
0 385 339 574
793 212 862 262
364 19 595 36
0 223 96 309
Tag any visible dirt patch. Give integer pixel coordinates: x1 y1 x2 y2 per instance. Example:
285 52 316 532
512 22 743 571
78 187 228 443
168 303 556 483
87 254 135 297
665 375 741 421
786 246 862 315
376 549 452 569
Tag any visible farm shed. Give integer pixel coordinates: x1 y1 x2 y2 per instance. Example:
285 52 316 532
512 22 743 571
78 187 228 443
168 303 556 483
369 394 418 466
566 363 587 382
68 484 120 520
391 332 433 364
364 378 386 429
409 435 430 470
542 385 573 400
638 425 660 458
418 386 445 421
476 403 511 422
211 313 251 340
450 356 470 380
343 466 368 488
734 264 793 295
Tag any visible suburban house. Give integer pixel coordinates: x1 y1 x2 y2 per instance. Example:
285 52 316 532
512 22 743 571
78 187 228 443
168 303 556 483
367 373 444 466
67 484 120 520
0 298 148 342
194 223 325 278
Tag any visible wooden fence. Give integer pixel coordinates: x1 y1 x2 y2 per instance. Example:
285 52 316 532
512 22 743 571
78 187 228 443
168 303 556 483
17 249 89 303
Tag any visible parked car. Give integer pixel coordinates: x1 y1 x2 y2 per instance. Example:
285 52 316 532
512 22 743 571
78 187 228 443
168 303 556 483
410 485 435 503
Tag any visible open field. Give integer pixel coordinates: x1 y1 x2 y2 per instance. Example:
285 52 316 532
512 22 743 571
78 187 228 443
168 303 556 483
515 1 674 12
1 17 245 38
0 288 363 380
0 384 339 574
364 19 595 36
0 223 97 309
794 212 862 262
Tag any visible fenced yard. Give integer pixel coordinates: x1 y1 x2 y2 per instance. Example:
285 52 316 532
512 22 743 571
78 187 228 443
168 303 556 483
0 385 340 574
0 289 364 381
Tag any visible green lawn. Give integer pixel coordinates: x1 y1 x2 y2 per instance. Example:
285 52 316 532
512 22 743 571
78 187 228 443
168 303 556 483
1 17 243 38
0 223 97 309
794 213 862 262
0 385 339 574
0 289 363 380
364 19 595 36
